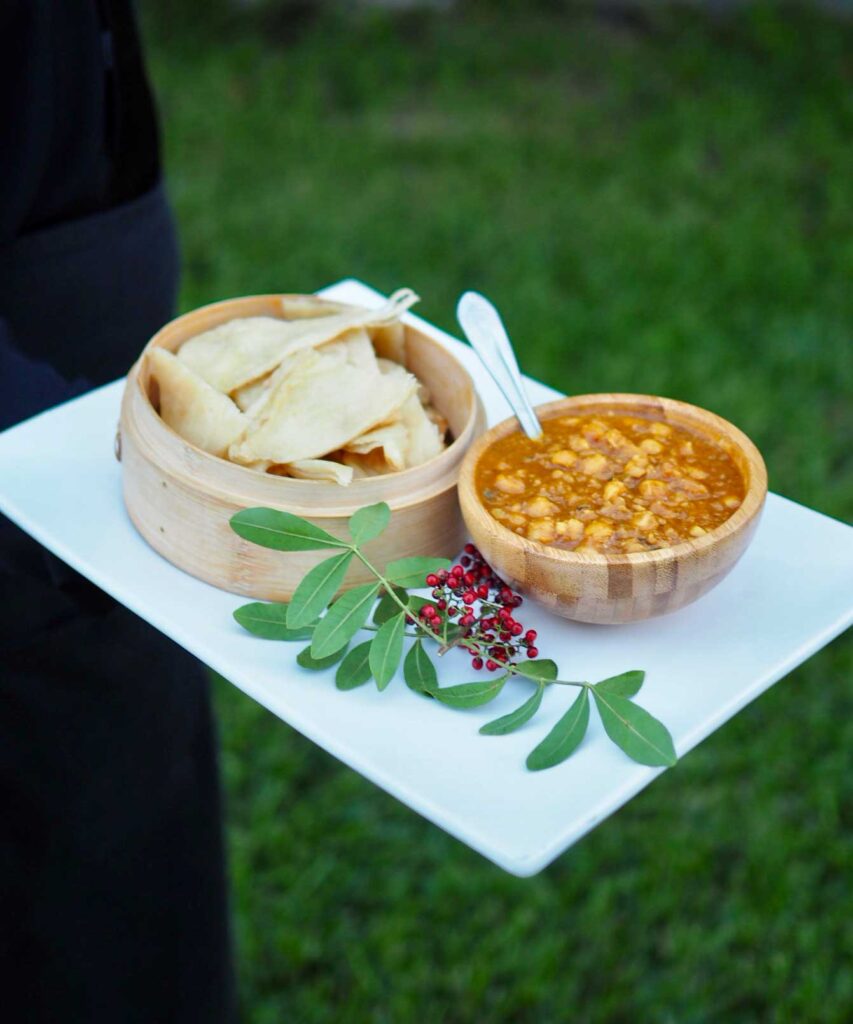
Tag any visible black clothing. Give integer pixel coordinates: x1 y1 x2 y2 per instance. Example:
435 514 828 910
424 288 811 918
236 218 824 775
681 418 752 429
1 3 234 1021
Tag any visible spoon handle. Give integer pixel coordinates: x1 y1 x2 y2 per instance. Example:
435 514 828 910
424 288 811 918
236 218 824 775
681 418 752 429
456 291 542 439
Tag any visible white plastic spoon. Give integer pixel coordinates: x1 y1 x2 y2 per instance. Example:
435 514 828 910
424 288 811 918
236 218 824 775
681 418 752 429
456 291 543 439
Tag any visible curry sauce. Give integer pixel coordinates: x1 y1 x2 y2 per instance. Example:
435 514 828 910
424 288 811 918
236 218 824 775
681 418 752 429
476 411 745 554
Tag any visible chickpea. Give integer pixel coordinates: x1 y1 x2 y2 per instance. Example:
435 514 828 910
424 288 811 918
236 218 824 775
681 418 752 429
603 479 626 502
495 473 525 495
639 479 668 498
650 422 672 437
579 453 609 476
569 435 590 452
640 438 663 455
633 510 658 531
603 428 629 450
527 518 556 544
624 454 648 478
585 520 613 542
524 495 559 517
556 518 584 540
551 449 577 468
690 525 707 537
687 466 708 480
723 495 741 509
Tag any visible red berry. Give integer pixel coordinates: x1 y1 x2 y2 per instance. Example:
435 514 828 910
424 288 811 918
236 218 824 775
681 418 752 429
447 607 458 617
476 584 489 599
527 646 539 658
510 622 523 637
524 629 537 643
460 612 475 627
462 590 476 605
426 573 439 587
472 656 484 670
451 565 465 578
437 570 449 583
486 659 498 672
460 555 471 567
464 543 476 555
437 599 447 610
500 631 511 642
512 595 524 607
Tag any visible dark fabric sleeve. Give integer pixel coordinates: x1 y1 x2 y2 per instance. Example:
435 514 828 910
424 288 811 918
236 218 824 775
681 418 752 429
0 317 90 432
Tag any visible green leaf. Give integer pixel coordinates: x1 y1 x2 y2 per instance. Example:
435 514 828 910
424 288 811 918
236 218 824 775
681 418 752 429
480 684 545 736
373 586 409 625
430 674 508 709
233 602 315 641
385 556 452 588
515 659 559 682
311 583 381 658
231 507 348 552
349 502 391 546
369 613 406 690
595 670 645 699
335 641 373 690
403 639 437 693
526 688 590 771
592 690 677 767
296 645 348 670
287 550 354 628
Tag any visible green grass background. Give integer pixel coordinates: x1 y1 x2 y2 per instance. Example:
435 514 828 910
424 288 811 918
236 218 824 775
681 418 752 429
145 4 851 1020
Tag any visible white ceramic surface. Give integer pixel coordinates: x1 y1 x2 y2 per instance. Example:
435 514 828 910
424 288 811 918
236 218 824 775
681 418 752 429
1 279 850 877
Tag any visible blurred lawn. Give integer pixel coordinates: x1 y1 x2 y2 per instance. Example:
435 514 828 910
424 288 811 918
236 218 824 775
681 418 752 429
145 4 851 1021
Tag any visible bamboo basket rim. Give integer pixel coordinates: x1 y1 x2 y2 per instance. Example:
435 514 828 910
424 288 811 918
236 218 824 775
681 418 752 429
458 392 767 567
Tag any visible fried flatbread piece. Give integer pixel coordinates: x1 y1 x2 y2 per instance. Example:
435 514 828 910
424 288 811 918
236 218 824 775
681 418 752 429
148 348 246 457
228 346 418 467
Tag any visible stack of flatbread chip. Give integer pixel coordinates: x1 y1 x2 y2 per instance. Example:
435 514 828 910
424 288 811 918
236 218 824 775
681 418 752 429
148 289 449 485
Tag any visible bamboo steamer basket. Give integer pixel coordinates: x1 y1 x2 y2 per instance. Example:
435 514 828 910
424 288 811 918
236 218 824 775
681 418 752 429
119 295 486 601
459 393 767 625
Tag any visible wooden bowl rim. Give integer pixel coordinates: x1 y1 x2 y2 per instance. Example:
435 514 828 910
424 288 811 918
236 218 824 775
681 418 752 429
130 293 481 507
458 392 768 567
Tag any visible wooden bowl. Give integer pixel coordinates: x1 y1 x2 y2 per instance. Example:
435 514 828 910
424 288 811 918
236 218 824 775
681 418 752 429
458 393 767 624
119 295 485 601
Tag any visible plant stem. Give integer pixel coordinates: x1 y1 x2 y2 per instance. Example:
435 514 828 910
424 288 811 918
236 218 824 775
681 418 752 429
351 547 445 646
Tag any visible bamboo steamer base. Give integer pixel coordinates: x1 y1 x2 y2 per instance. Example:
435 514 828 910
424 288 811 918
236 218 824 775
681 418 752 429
119 295 485 601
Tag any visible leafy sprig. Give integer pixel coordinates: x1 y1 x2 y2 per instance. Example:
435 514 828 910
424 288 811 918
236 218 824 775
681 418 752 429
230 503 677 772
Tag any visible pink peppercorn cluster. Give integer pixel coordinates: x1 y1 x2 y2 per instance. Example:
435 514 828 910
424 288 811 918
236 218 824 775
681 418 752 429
420 543 539 672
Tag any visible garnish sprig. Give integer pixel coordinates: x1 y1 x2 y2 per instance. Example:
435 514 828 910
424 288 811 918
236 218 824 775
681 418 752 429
230 502 677 772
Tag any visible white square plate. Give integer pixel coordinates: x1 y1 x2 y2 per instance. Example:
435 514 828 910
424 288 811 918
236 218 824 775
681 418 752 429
1 279 851 876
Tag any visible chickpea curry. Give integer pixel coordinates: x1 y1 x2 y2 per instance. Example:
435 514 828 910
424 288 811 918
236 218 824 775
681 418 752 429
476 411 745 554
